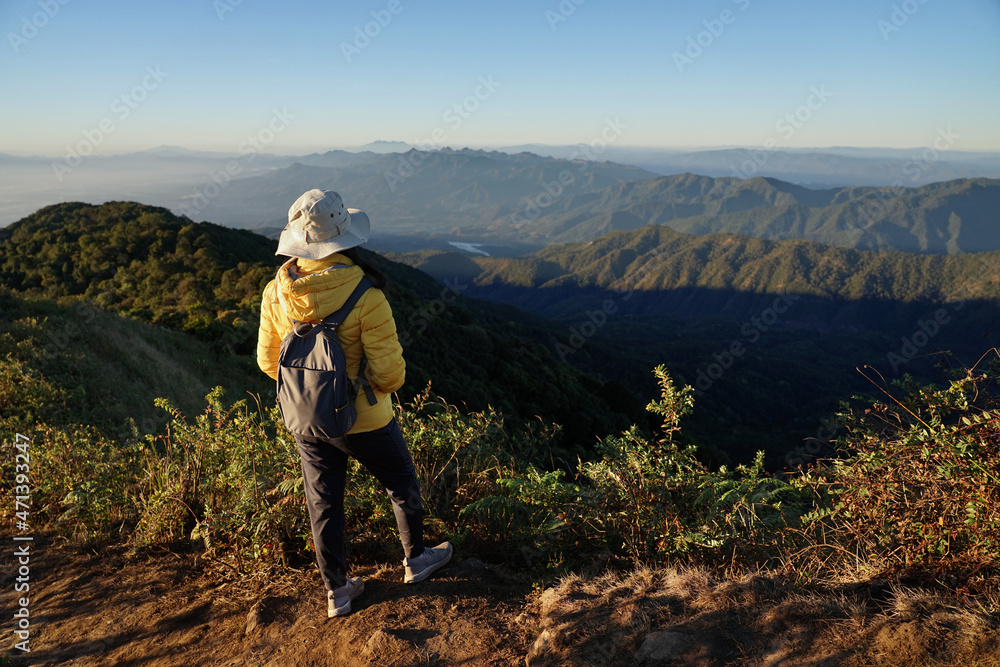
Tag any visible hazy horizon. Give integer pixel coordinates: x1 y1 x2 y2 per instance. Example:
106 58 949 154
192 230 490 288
5 142 1000 161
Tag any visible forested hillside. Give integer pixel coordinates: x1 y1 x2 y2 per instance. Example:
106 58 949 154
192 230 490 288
0 200 274 347
7 200 1000 466
4 200 1000 667
395 224 1000 320
489 174 1000 253
0 202 637 450
393 225 1000 464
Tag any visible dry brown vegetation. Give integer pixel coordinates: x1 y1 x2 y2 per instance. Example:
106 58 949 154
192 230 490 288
523 568 1000 666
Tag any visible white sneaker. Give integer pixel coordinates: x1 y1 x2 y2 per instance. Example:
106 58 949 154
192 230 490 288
328 577 364 617
403 542 453 584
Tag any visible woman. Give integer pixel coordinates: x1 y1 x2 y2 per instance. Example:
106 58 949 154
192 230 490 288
256 188 452 618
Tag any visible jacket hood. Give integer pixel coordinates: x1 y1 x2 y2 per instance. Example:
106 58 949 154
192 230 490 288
271 253 366 322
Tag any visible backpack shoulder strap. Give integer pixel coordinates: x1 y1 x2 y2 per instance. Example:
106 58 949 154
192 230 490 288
354 356 378 407
321 276 378 406
321 276 375 330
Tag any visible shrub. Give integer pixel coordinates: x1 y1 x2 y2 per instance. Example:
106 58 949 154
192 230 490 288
798 363 1000 587
349 386 559 557
580 367 802 566
463 366 803 570
133 389 305 570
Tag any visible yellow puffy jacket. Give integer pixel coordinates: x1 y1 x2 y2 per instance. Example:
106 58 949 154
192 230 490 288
256 253 405 434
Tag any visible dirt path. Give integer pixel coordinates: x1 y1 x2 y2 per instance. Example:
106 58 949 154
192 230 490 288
6 536 1000 666
2 536 534 666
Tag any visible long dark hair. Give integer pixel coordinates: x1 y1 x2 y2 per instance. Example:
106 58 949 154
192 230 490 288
341 247 389 290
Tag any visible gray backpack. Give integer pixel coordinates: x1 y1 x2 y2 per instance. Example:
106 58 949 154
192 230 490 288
276 276 377 438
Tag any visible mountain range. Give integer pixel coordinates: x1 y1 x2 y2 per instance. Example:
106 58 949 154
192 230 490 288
459 144 1000 189
5 145 1000 253
401 223 995 299
477 174 1000 253
173 148 655 238
152 152 1000 256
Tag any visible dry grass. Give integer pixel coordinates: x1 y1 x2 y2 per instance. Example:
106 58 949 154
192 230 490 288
523 565 1000 666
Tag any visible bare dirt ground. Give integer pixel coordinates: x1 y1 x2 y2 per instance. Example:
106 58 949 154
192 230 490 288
5 535 1000 666
2 534 533 666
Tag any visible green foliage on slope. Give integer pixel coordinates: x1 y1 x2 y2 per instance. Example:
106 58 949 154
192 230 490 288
483 173 1000 254
0 287 271 439
0 200 275 351
800 365 1000 583
410 225 1000 305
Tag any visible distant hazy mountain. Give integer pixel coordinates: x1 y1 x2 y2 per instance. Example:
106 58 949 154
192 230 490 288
135 145 240 159
625 149 1000 188
6 144 1000 258
0 148 297 225
276 149 388 170
496 145 1000 188
163 151 1000 255
358 140 414 153
0 152 50 165
170 148 658 238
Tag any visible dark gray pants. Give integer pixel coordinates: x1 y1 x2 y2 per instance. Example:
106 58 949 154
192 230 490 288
296 418 425 591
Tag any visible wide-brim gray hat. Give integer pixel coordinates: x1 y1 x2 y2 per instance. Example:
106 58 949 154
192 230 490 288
276 189 370 260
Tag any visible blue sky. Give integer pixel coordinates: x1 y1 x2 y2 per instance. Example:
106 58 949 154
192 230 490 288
2 0 999 156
